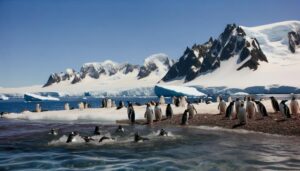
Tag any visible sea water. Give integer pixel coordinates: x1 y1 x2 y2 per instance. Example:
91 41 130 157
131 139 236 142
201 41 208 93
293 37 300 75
0 97 300 170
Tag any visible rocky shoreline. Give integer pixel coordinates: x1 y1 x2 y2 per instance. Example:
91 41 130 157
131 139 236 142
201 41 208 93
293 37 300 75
117 112 300 136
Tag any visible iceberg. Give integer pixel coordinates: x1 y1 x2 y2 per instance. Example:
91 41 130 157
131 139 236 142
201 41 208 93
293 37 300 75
24 93 60 102
0 94 9 100
154 85 206 97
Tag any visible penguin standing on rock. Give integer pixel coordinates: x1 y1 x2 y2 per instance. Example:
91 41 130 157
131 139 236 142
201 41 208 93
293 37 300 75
225 101 235 118
181 109 189 125
290 97 300 115
270 96 280 112
255 101 268 117
279 100 291 119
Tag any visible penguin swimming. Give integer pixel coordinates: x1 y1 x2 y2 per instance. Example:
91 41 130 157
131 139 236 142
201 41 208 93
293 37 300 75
94 126 101 135
83 136 95 143
99 136 114 143
158 129 168 136
279 100 291 119
66 132 76 143
225 101 235 118
270 96 280 112
48 129 58 136
116 125 125 133
134 133 149 143
255 101 268 117
181 109 188 125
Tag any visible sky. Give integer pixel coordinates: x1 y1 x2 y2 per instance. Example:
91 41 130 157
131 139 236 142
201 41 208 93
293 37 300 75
0 0 299 87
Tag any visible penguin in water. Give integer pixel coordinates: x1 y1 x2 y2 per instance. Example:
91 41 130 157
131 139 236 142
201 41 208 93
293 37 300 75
99 136 114 143
225 101 235 118
94 126 101 135
270 96 280 112
181 109 189 125
255 101 268 117
158 129 168 136
134 133 149 143
48 128 58 136
115 125 125 133
279 100 291 119
66 132 78 143
83 136 95 143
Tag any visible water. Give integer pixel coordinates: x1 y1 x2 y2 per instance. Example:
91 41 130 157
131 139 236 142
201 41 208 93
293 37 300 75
1 98 300 170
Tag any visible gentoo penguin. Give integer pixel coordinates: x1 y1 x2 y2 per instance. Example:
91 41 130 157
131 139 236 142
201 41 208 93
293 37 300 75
255 101 268 117
235 98 241 116
270 96 280 112
187 102 197 119
228 96 232 102
94 126 101 135
145 103 154 125
83 136 95 143
66 132 76 143
99 136 114 143
48 129 58 136
134 133 149 143
218 97 227 115
279 100 291 119
159 96 165 105
181 109 189 125
116 125 125 133
290 97 299 115
237 102 247 124
246 97 256 119
166 104 173 119
158 129 168 136
225 101 235 118
154 102 162 121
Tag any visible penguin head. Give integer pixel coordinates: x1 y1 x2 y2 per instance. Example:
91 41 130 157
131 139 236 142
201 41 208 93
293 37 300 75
281 100 288 104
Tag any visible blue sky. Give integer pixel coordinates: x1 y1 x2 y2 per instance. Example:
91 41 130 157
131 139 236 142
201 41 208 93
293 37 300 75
0 0 299 87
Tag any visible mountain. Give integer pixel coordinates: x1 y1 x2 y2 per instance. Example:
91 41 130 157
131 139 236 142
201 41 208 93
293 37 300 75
160 21 300 90
43 53 174 87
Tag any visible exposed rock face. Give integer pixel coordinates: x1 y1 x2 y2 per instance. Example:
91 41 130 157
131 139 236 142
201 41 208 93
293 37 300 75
288 30 300 53
162 24 268 83
43 54 173 87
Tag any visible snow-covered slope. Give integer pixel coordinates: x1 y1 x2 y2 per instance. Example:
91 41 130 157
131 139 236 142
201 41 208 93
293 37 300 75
160 21 300 90
0 53 174 96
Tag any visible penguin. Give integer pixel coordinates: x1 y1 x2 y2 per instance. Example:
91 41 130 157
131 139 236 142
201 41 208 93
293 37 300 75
107 99 112 108
225 101 235 118
66 132 76 143
0 112 4 118
187 102 197 119
134 133 149 143
83 136 95 143
94 126 101 135
279 100 291 119
235 98 241 116
159 96 165 105
99 136 114 143
36 104 42 113
154 102 162 121
270 96 280 112
246 97 256 119
218 97 227 115
290 97 299 115
228 96 232 102
116 125 125 133
158 129 168 136
181 109 189 125
117 101 124 110
166 104 173 119
48 128 58 136
64 103 70 110
255 101 268 117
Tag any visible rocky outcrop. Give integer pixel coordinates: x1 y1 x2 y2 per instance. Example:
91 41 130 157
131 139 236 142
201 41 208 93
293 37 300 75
162 23 268 83
288 30 300 53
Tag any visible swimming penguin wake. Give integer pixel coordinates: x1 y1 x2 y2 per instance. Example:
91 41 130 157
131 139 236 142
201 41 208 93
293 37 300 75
66 132 78 143
99 136 114 143
134 133 149 143
83 136 95 143
48 129 58 136
158 129 168 136
115 125 125 133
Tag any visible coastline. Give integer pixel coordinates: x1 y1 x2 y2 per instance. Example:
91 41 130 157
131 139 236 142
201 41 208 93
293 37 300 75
117 112 300 136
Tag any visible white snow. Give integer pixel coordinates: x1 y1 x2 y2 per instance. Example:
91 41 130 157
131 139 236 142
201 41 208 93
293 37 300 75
233 92 249 96
0 94 9 100
160 20 300 89
24 93 60 101
3 100 290 122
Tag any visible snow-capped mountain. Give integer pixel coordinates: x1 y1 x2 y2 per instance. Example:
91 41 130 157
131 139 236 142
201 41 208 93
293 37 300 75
43 53 173 87
160 21 300 90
